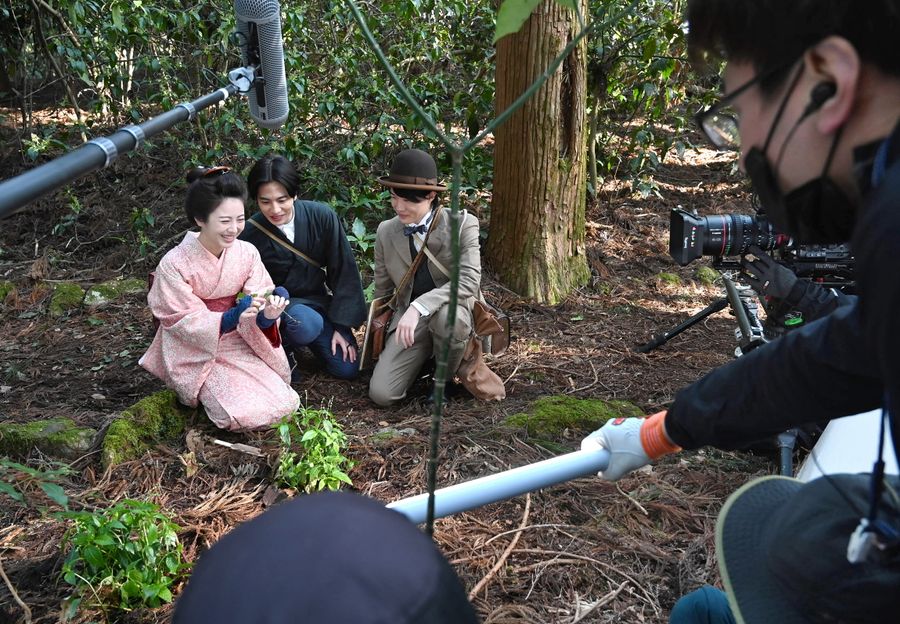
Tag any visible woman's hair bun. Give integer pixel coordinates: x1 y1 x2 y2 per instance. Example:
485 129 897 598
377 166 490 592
186 166 210 184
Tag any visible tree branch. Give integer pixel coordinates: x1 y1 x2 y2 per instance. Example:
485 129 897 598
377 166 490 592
30 0 86 133
0 556 32 624
468 493 531 600
33 0 83 52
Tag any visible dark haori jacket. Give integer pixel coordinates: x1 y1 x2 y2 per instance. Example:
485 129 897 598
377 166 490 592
239 200 367 330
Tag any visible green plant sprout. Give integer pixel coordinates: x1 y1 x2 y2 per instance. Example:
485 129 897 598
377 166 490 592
273 405 355 494
60 499 188 613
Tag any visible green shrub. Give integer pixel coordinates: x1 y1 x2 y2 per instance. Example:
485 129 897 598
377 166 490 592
60 499 188 612
274 406 354 493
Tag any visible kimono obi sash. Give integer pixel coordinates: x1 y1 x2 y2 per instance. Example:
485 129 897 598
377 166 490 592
202 295 238 312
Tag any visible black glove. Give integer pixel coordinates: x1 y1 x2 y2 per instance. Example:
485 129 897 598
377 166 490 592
221 295 253 333
785 281 851 322
740 246 798 300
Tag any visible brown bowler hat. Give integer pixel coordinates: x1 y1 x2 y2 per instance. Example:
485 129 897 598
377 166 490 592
377 149 447 192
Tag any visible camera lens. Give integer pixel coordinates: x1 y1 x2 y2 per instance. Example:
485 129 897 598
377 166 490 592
702 214 780 256
669 209 785 265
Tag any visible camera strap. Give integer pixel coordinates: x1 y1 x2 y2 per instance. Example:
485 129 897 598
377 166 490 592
856 406 900 557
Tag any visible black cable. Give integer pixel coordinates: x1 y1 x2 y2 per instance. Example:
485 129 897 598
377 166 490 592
808 439 866 517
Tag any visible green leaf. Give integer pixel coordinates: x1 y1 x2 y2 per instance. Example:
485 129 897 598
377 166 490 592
494 0 543 43
300 430 317 442
122 578 140 600
62 595 81 617
334 470 352 484
351 217 366 239
112 5 124 30
554 0 578 9
0 481 24 502
39 481 69 508
83 545 104 569
142 584 160 600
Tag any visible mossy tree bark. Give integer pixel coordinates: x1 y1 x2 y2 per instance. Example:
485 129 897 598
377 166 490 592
486 0 590 304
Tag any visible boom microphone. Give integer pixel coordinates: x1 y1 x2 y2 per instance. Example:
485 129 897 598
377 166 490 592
234 0 289 130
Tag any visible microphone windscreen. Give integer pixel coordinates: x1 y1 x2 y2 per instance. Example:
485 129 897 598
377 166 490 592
234 0 289 130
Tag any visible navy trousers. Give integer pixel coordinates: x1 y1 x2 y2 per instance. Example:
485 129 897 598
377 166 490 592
280 302 358 380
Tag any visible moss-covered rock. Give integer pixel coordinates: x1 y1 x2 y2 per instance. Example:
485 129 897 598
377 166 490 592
102 390 195 468
83 277 146 308
657 272 681 286
48 282 85 316
368 426 417 448
0 418 96 459
695 265 719 286
0 280 16 304
504 395 644 438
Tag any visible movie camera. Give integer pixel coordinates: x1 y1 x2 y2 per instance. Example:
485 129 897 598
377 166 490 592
631 208 856 475
637 207 854 357
668 207 854 290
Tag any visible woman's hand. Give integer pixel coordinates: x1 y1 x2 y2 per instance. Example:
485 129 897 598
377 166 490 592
331 330 357 363
263 293 288 320
240 296 267 320
395 307 420 349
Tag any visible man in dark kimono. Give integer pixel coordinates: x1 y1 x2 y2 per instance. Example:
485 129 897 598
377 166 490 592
240 155 367 381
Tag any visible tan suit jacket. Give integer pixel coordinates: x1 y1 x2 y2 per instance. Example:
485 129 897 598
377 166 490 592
373 208 481 331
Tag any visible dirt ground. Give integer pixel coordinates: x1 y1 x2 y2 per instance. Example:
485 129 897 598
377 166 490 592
0 122 780 623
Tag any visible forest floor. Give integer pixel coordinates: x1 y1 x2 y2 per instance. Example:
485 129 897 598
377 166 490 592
0 119 782 623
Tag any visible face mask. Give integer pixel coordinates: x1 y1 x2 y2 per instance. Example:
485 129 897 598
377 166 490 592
745 136 857 244
743 66 858 245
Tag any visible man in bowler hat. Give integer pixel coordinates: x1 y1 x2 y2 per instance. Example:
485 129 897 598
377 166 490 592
368 149 483 406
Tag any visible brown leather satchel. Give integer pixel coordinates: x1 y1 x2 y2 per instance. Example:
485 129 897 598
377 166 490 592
370 304 393 359
472 299 511 356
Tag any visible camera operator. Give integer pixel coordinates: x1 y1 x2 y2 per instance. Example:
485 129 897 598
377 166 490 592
740 244 852 325
582 1 900 622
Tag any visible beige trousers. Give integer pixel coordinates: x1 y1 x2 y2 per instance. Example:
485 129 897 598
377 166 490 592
368 303 472 407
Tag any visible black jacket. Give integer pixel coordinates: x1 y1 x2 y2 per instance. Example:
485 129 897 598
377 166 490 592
666 124 900 461
239 200 367 329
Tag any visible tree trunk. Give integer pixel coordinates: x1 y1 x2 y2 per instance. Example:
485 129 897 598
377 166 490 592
486 0 589 305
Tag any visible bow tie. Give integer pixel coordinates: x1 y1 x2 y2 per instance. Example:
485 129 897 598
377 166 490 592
403 224 428 237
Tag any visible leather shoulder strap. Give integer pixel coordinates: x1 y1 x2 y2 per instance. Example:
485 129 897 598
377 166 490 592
414 209 468 279
246 218 323 270
387 206 443 308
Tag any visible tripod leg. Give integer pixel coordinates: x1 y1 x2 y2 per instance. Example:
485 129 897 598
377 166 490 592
776 429 798 476
634 298 729 353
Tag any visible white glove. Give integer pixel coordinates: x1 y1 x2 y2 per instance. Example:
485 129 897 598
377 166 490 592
581 417 651 481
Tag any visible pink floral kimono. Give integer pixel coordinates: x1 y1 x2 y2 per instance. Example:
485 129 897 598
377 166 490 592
140 232 300 430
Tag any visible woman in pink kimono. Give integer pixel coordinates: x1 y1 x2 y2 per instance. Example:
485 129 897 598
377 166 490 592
140 166 300 430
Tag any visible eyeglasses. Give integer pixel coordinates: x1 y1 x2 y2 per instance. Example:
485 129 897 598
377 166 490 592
202 165 232 177
694 60 795 151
